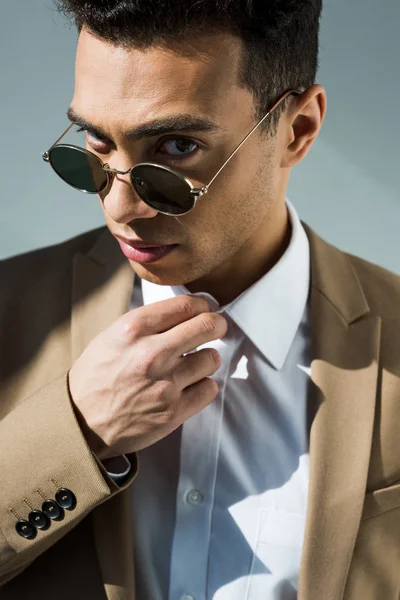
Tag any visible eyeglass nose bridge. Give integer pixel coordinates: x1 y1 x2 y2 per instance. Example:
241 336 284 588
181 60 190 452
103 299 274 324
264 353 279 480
102 165 153 195
103 164 144 194
103 165 132 176
103 164 208 199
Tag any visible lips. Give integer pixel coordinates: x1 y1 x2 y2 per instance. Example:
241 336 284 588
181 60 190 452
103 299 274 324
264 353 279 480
116 236 178 264
116 235 172 248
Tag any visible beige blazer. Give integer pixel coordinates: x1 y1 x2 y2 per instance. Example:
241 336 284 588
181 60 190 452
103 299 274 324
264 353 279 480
0 223 399 599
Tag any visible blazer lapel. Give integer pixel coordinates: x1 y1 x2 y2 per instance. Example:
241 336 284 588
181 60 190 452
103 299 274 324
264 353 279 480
71 228 134 358
298 224 381 600
71 228 136 600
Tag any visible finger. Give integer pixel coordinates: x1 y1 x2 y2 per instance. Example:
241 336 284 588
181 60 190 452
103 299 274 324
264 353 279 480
179 377 219 420
120 294 211 337
161 312 228 357
174 348 222 389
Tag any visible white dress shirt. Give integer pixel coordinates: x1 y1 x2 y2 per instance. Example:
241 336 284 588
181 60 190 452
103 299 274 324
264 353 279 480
128 199 312 600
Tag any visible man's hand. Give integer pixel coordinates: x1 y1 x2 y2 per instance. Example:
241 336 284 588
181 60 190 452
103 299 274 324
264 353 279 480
68 295 228 460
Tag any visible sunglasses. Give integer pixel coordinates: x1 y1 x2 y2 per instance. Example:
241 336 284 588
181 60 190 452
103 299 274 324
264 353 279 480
42 89 301 217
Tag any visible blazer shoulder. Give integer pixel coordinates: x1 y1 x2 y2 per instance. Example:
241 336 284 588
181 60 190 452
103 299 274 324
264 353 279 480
0 226 108 303
0 226 107 271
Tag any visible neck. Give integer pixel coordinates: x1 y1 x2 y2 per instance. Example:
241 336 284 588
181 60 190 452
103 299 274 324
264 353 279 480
186 203 292 306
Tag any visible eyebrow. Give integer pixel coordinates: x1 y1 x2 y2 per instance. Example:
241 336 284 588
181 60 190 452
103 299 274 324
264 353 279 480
66 106 223 141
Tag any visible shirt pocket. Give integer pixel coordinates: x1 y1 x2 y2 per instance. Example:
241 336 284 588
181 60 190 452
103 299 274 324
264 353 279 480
246 508 306 600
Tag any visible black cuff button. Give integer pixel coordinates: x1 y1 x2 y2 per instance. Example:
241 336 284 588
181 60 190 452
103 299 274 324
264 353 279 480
55 488 77 511
29 510 51 531
42 500 64 521
16 519 37 540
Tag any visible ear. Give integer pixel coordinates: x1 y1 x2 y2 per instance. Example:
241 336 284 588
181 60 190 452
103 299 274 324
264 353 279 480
280 84 327 168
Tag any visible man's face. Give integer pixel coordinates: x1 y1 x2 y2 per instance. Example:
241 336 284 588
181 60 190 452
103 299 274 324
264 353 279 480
72 29 289 289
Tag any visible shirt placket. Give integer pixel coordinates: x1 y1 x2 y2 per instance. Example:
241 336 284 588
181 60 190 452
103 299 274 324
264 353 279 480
168 321 237 600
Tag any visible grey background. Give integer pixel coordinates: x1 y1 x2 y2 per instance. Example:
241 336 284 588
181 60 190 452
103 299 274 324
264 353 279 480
1 0 399 273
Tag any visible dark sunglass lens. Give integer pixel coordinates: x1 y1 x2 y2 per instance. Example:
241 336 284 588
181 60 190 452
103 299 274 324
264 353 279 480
131 165 194 215
49 146 108 193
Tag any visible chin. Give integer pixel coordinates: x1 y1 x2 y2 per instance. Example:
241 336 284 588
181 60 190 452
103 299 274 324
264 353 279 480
128 256 216 289
128 261 192 287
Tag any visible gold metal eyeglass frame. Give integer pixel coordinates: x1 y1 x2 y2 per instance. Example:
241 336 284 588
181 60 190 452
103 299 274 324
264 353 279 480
42 88 302 216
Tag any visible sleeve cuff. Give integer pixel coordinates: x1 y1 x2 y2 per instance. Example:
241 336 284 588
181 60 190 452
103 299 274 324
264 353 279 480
102 454 132 483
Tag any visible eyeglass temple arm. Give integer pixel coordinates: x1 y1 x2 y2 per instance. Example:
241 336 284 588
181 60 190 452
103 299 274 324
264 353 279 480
42 123 75 161
192 89 301 196
42 90 300 176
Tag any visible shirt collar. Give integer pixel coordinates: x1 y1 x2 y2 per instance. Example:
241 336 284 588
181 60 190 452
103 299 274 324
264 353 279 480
141 199 310 370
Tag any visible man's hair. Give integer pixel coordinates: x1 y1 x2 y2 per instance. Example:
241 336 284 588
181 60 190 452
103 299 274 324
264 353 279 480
56 0 322 133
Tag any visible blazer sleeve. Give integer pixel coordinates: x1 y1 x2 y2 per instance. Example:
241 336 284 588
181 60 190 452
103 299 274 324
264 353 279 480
0 370 139 586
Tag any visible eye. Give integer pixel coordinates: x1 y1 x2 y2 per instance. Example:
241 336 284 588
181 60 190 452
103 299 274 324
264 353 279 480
75 125 200 161
157 138 199 159
75 125 109 144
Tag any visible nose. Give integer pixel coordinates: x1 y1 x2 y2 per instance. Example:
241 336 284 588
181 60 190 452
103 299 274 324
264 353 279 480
101 170 158 223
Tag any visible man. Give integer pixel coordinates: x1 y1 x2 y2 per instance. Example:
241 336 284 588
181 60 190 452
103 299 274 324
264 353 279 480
0 0 399 598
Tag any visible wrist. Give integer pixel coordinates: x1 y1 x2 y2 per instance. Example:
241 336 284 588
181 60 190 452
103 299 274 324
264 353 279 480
67 370 110 459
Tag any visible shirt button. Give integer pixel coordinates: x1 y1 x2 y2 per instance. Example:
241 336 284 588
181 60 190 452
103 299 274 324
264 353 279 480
181 595 196 600
186 489 204 506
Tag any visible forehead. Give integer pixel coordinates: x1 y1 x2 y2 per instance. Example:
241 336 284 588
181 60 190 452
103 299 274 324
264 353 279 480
73 29 252 127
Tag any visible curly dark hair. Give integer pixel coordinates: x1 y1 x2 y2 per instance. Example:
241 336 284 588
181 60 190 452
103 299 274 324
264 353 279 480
55 0 323 132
